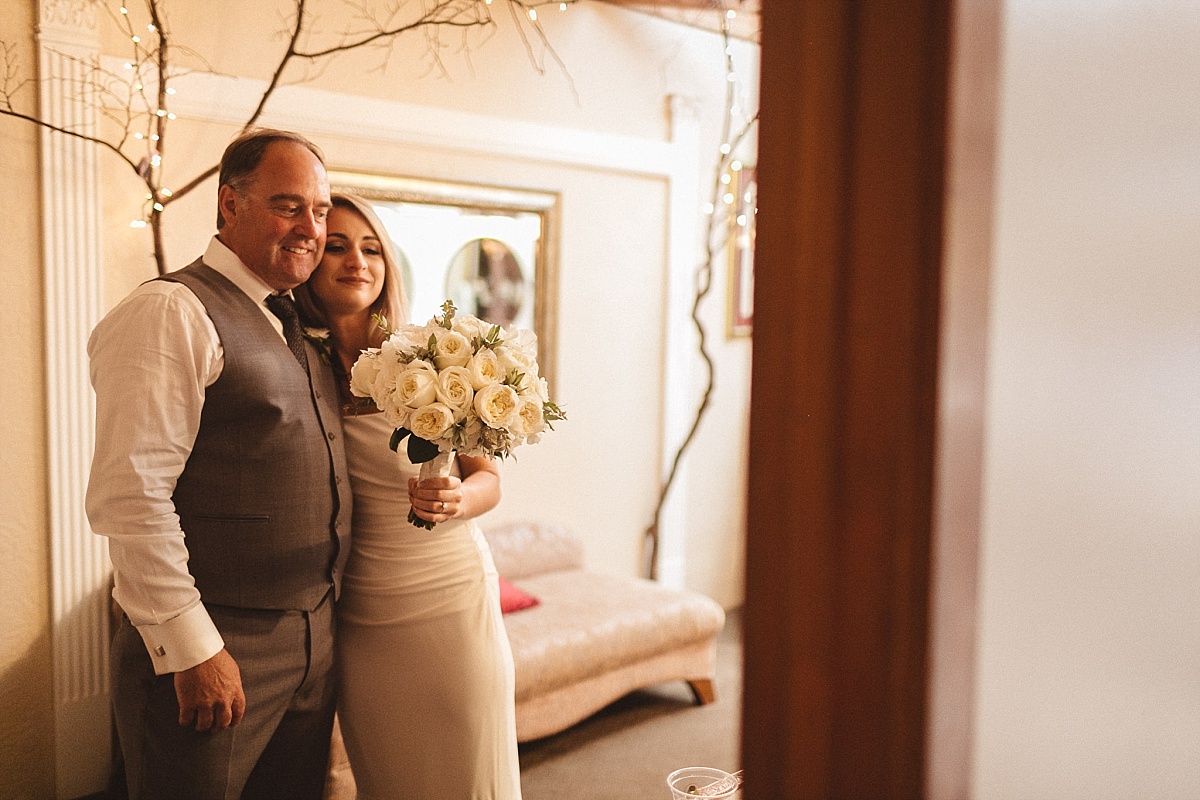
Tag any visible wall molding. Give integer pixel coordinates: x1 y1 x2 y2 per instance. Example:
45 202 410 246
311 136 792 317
39 0 99 34
39 2 110 797
158 66 689 179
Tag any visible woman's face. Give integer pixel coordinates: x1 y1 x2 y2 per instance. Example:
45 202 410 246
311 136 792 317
308 205 387 318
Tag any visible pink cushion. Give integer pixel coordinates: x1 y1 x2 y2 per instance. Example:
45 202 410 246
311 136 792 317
499 576 539 614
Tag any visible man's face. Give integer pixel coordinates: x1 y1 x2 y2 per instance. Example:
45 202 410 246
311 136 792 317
217 142 332 291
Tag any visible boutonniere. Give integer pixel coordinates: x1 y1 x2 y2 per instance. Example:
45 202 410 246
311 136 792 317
301 327 333 364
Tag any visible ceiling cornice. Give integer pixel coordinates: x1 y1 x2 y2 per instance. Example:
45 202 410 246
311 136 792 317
594 0 761 43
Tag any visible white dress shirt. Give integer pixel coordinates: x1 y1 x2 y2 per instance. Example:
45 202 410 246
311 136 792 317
87 237 289 675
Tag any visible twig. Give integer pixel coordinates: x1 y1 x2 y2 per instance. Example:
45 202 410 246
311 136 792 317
2 0 580 274
642 21 759 580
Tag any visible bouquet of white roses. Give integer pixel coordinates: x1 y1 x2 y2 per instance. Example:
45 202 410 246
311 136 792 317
349 301 565 528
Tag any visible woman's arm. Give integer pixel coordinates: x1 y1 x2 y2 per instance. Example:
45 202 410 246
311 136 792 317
408 455 500 523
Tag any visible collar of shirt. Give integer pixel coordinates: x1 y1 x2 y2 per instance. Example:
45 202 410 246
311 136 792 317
203 236 290 306
203 236 291 338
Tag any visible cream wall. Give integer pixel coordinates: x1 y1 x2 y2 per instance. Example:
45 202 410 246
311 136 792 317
2 0 751 791
972 1 1200 797
0 0 56 791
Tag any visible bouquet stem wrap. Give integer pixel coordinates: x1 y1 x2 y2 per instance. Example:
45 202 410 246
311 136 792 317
419 450 455 482
408 449 455 530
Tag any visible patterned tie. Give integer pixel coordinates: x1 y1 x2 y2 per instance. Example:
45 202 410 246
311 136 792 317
265 293 309 374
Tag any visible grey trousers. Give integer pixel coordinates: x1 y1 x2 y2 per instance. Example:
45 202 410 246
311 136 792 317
111 592 336 800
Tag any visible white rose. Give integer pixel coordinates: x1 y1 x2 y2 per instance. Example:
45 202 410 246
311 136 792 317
518 375 550 403
388 321 440 357
449 416 484 455
435 366 475 421
394 361 439 409
451 314 491 345
349 350 382 398
504 326 538 352
384 328 421 357
496 338 539 382
378 392 411 430
371 340 412 399
433 330 473 370
465 348 502 390
512 398 547 443
302 326 330 342
408 402 455 442
473 383 520 429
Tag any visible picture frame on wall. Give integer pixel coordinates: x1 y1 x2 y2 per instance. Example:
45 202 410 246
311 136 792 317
726 164 756 338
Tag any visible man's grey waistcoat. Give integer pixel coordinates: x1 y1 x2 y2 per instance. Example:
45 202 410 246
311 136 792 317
160 261 351 611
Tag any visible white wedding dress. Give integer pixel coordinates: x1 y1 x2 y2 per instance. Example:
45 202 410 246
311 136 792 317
336 410 522 800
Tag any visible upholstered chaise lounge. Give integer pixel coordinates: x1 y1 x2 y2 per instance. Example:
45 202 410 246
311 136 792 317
485 520 727 741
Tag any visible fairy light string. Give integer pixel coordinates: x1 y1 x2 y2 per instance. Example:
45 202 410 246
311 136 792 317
112 0 581 235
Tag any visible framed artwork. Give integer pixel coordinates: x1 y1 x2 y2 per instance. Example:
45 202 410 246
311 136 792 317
726 164 756 338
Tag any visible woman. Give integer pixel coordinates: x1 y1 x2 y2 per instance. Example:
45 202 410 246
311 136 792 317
295 194 522 799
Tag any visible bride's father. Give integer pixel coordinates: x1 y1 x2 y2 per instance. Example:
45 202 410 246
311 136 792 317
87 128 351 799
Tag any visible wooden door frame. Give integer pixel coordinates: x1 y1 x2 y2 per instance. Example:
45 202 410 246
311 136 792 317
742 1 1001 797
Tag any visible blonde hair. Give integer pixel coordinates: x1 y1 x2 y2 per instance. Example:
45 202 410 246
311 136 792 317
295 192 409 347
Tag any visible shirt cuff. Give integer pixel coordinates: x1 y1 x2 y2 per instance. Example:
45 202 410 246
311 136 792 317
134 603 224 675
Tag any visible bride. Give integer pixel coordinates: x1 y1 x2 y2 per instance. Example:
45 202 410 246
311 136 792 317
295 193 522 799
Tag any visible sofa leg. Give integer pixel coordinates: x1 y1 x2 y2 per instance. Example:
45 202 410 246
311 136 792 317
688 678 716 705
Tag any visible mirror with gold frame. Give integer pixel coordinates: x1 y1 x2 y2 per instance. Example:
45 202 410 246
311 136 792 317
328 170 560 388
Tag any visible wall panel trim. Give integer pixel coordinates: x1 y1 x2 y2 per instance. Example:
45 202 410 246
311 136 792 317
38 3 111 797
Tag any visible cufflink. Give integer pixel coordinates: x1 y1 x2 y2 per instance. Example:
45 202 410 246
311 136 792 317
154 645 166 657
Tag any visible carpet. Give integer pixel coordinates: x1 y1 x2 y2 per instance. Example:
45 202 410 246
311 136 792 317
518 606 742 800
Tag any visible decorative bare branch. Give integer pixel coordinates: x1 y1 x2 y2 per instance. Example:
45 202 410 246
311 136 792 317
1 0 577 274
1 40 33 105
505 0 577 95
642 21 759 580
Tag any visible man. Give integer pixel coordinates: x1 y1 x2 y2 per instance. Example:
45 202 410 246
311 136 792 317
87 129 351 798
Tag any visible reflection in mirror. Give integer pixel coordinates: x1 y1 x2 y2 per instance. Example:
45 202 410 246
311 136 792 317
446 238 529 328
328 171 558 388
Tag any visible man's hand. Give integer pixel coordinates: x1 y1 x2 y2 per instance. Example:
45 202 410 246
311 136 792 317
174 648 245 732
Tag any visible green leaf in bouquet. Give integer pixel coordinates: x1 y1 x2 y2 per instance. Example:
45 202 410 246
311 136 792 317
407 507 436 530
410 336 436 361
389 427 412 452
478 424 513 460
447 418 473 452
543 401 567 430
407 434 441 464
370 312 394 338
474 324 504 352
438 299 457 328
503 368 525 391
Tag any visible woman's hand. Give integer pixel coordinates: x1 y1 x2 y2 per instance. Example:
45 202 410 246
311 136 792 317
408 455 501 524
408 475 465 523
